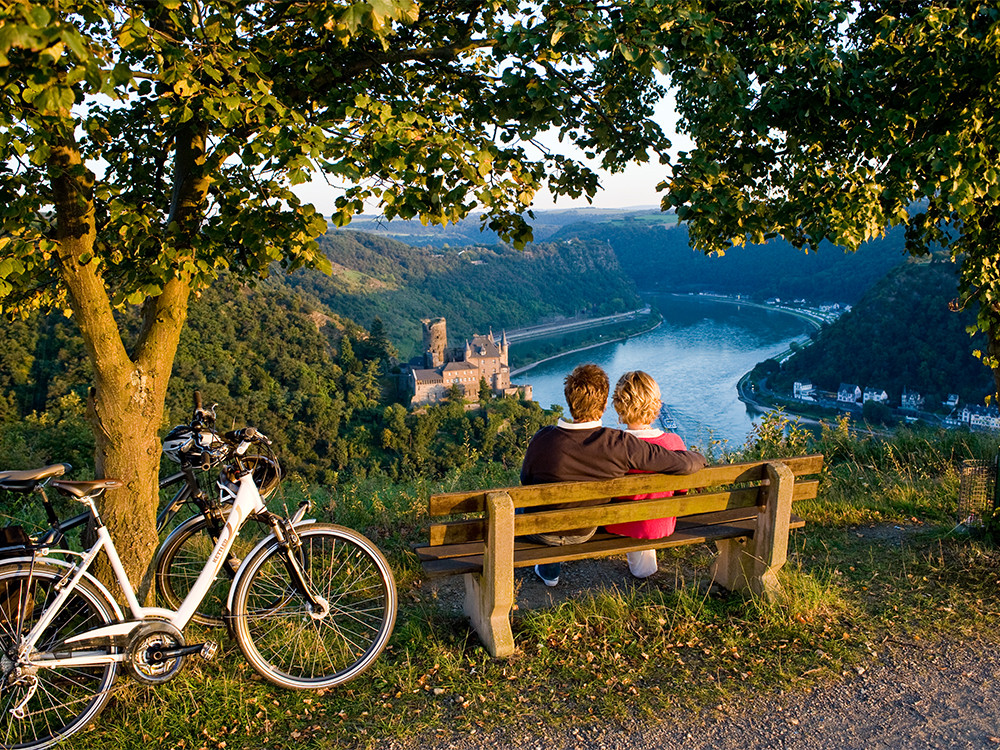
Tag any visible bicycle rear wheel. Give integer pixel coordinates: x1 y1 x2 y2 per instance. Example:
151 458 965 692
154 511 271 627
0 562 120 750
155 513 235 627
230 524 396 690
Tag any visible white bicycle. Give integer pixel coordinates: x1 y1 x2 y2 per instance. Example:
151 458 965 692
0 432 397 750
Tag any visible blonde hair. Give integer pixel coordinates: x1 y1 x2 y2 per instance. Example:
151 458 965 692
564 364 609 422
613 371 661 426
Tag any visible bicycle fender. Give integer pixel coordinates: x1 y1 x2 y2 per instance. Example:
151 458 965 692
224 520 316 612
0 556 125 622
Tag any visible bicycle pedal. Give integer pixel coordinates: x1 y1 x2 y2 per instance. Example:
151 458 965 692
200 641 219 661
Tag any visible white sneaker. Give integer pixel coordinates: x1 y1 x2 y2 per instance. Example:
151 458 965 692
627 549 658 579
534 565 559 587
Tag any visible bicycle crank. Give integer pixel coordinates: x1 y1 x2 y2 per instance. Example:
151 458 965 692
125 622 187 685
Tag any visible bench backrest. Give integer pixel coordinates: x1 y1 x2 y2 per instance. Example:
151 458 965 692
426 454 824 546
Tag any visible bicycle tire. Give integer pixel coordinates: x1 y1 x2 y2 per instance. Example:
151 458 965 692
154 512 251 627
229 524 397 690
0 562 120 750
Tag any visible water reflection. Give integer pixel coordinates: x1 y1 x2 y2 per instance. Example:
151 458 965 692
512 295 814 452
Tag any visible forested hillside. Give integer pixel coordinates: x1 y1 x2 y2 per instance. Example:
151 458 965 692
0 274 558 483
549 215 909 303
2 228 647 482
288 231 643 359
771 258 993 406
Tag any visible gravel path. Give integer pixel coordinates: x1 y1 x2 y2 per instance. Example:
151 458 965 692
386 540 1000 750
385 635 1000 749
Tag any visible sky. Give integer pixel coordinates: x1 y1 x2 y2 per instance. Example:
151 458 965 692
292 93 690 214
293 156 672 214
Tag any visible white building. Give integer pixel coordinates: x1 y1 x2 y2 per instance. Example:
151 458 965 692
838 383 861 405
900 388 925 411
793 381 817 401
863 387 889 404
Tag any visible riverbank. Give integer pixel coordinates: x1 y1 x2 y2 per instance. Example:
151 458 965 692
510 315 663 376
670 292 831 330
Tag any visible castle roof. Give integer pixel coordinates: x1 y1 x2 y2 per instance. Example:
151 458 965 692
467 333 503 358
442 361 479 373
411 368 443 383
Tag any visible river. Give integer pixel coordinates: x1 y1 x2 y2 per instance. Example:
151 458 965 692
512 294 815 453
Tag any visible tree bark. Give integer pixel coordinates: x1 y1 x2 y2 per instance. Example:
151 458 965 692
47 134 193 602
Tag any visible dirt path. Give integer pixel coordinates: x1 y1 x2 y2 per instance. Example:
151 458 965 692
384 634 1000 749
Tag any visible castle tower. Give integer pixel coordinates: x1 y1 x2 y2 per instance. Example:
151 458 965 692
422 317 447 368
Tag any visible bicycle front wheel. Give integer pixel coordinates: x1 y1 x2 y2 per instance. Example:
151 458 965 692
0 562 120 750
230 524 397 690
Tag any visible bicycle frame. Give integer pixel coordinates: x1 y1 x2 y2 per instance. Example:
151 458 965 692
17 473 269 669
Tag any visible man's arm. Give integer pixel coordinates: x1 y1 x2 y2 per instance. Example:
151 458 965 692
624 433 706 474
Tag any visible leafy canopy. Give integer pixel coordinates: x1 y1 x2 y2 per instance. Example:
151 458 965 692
654 1 1000 382
0 0 673 314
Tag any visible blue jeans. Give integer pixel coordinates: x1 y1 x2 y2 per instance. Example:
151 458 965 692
516 508 595 582
535 561 561 580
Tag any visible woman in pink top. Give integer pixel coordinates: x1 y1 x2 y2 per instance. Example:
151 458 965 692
605 371 686 578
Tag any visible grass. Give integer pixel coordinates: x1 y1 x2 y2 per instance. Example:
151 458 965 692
54 423 1000 749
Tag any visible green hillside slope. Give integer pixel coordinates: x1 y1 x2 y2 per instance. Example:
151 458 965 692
550 216 908 303
772 258 992 406
287 230 643 358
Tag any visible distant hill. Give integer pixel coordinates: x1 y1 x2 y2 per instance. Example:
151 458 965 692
339 206 661 248
284 230 643 359
771 257 993 407
343 206 911 304
548 215 909 304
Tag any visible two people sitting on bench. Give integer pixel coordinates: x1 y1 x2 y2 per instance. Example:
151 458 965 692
520 364 705 586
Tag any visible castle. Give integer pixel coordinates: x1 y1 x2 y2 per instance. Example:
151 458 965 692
407 317 531 407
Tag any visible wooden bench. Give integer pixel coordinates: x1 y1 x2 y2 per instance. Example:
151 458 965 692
416 454 824 657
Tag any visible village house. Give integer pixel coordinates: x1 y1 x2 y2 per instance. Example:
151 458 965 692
407 317 531 407
793 380 817 401
863 387 889 404
900 388 925 412
960 404 1000 431
837 383 862 405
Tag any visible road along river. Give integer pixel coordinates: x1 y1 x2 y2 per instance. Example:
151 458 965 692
512 294 815 453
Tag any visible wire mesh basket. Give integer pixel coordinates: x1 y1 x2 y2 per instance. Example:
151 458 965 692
957 458 998 529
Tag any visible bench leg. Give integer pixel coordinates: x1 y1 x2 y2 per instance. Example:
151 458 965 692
462 491 515 658
711 461 794 602
711 536 752 592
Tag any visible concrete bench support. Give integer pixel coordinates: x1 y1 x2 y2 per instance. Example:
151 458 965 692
711 460 794 601
463 491 516 658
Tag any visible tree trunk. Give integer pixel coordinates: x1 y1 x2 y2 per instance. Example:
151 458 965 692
48 136 191 602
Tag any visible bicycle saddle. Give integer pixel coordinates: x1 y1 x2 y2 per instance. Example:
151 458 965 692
0 464 72 492
51 479 123 499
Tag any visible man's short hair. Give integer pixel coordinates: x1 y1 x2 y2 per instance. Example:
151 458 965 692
564 364 609 422
613 370 661 426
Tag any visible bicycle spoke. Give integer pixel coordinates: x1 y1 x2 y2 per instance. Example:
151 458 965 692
231 525 396 689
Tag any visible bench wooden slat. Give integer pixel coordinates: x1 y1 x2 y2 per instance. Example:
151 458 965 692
419 514 807 577
424 479 820 547
417 505 809 564
428 454 824 515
